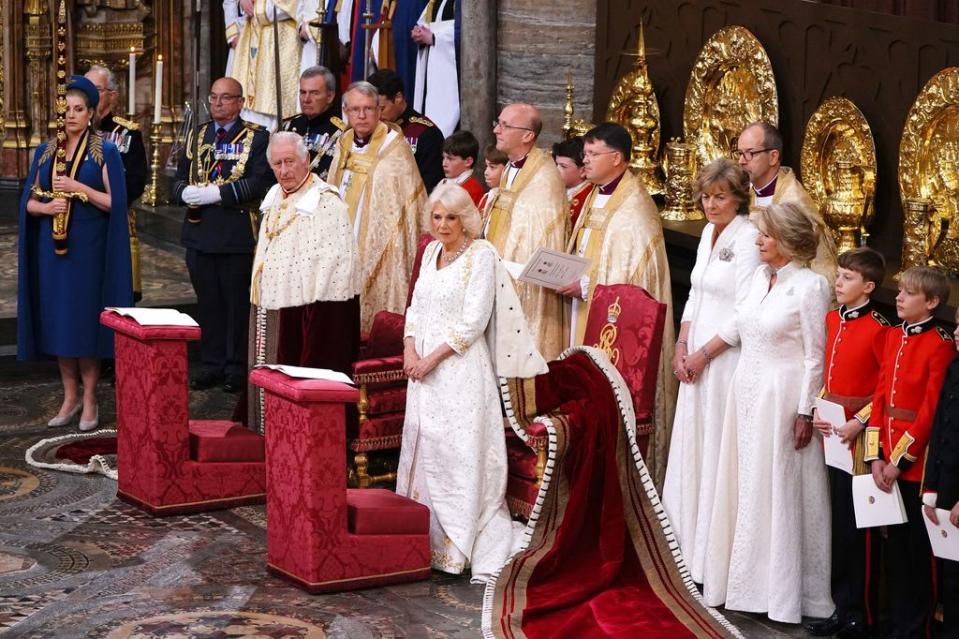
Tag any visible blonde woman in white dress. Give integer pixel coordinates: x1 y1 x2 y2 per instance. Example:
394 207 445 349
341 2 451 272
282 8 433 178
398 182 530 583
702 202 834 623
662 159 760 584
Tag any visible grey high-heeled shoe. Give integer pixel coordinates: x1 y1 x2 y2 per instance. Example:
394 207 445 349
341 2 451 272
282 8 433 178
78 406 99 432
48 402 82 427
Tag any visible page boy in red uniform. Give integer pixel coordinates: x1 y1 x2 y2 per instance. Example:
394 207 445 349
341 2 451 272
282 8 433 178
864 266 956 639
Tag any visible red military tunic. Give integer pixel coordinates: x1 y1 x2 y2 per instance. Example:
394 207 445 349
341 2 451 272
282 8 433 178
865 316 956 482
568 181 592 229
822 302 889 469
460 175 485 207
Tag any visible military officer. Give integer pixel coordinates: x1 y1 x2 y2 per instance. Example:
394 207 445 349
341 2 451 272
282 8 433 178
279 65 345 181
367 68 444 192
173 77 273 392
85 65 147 301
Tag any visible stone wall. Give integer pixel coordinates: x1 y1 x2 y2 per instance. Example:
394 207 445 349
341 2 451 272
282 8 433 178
495 0 597 147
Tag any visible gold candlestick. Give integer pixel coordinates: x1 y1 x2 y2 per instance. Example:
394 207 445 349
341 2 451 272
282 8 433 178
141 122 163 206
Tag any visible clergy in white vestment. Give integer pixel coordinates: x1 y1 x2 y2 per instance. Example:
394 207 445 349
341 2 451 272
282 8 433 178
243 131 361 429
398 183 546 583
230 0 303 129
223 0 245 76
327 81 427 331
702 202 834 623
661 159 760 584
410 0 459 137
557 122 675 490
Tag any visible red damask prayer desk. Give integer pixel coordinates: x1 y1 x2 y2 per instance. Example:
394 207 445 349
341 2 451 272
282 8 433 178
250 369 431 593
101 312 266 515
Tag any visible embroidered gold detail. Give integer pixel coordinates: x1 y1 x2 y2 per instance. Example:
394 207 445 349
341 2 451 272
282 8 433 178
593 296 622 366
111 115 139 131
890 431 917 466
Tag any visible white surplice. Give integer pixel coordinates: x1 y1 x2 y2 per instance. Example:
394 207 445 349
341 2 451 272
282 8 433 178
703 262 835 623
397 240 527 583
662 215 760 584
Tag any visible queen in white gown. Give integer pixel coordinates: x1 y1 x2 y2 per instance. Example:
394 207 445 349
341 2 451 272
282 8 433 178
397 183 536 583
662 159 760 584
703 202 835 623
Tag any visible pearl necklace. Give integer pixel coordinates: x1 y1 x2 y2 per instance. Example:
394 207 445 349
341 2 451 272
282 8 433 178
441 238 471 266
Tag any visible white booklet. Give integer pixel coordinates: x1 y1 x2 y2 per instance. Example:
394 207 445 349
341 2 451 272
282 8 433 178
815 397 854 475
923 509 959 561
852 474 908 528
106 307 199 327
255 364 354 385
517 248 590 290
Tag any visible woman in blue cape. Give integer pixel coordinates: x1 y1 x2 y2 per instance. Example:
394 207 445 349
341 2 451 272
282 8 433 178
17 75 132 431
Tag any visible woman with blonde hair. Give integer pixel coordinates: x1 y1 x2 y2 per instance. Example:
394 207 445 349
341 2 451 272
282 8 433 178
662 158 760 583
702 201 834 623
398 182 540 583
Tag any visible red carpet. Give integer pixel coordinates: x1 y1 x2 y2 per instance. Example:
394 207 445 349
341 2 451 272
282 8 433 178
484 349 742 639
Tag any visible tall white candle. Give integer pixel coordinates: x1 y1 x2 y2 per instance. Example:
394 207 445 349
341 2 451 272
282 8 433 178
128 47 136 115
153 55 163 124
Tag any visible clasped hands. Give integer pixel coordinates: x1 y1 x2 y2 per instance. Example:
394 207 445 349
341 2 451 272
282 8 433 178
671 343 707 384
403 345 438 381
870 459 901 494
182 184 222 206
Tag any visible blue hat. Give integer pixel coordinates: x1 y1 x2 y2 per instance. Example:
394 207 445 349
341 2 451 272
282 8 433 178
66 75 99 109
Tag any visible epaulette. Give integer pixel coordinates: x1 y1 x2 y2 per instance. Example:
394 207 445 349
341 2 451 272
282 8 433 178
408 115 435 127
111 115 140 131
244 121 263 130
331 116 346 131
871 310 890 326
199 119 213 127
937 326 952 341
281 114 300 124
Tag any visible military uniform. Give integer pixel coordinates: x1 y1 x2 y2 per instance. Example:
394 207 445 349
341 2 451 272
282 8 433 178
98 113 147 301
820 301 889 634
279 106 346 181
395 105 444 192
865 316 956 638
567 181 592 230
924 356 959 639
173 118 273 386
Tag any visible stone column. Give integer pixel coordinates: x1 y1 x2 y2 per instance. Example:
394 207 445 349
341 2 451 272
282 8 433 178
496 0 597 146
1 0 31 182
460 0 497 158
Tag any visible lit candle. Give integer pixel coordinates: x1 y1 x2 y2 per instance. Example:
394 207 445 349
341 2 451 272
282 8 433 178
128 47 136 115
153 54 163 124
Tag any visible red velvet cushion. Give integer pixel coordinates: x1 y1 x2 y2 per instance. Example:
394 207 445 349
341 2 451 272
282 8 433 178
363 311 406 359
580 284 666 420
346 488 430 535
355 413 405 441
506 431 539 480
189 420 265 463
366 386 407 416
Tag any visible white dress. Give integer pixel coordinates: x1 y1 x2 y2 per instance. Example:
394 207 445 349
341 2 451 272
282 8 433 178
703 262 834 623
662 215 759 583
397 240 515 583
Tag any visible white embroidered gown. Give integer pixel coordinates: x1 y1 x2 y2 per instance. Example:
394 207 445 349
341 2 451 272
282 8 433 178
397 240 515 582
703 262 835 623
662 215 760 583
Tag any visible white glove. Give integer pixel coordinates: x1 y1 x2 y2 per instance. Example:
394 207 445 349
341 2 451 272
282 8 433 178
181 185 202 206
194 184 222 206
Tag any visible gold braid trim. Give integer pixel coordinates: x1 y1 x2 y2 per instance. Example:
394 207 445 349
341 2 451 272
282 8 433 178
88 133 104 166
38 139 57 166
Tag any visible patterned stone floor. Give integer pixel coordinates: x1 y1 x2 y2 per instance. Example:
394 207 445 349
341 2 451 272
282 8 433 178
0 360 812 638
